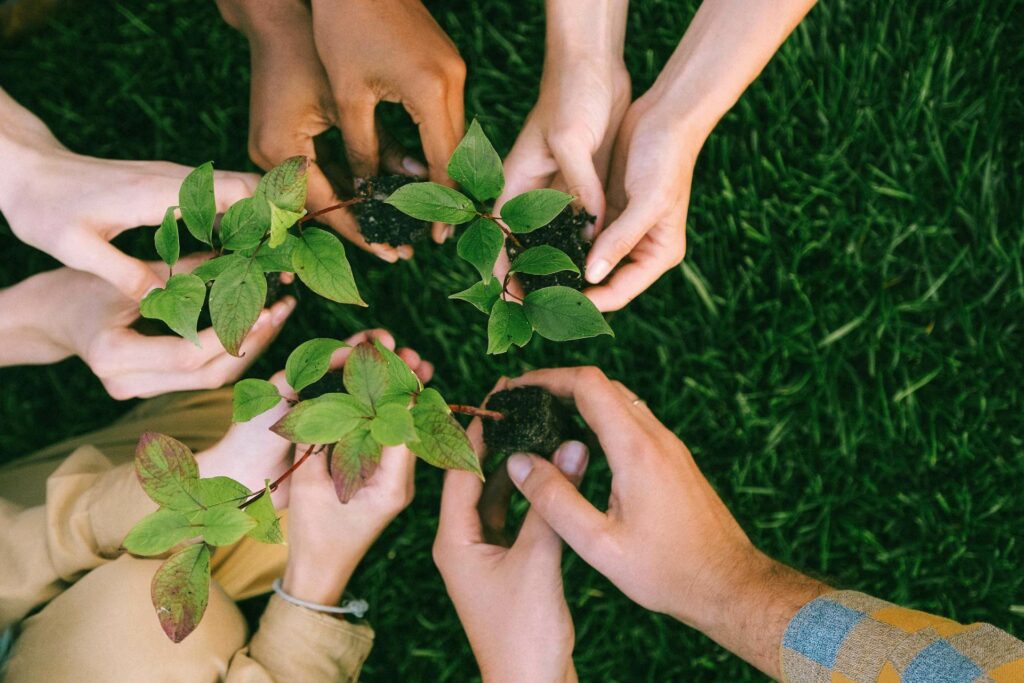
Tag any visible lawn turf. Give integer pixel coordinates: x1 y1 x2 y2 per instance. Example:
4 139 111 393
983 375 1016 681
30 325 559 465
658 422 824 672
1 0 1022 680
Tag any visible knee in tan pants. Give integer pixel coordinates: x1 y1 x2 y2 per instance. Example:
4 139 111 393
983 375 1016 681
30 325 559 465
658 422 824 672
5 555 247 683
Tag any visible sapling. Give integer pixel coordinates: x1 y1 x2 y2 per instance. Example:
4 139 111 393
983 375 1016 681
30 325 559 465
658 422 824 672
140 157 364 355
383 119 614 354
126 338 496 643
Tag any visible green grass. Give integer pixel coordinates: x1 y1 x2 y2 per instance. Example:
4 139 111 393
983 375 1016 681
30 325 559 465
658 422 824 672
2 0 1023 679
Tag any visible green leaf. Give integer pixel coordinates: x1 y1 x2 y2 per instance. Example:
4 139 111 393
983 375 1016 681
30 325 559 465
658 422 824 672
268 202 305 248
155 206 180 268
487 300 533 354
123 509 196 556
448 119 504 202
151 543 211 643
500 189 573 233
199 505 256 546
179 161 216 245
373 339 422 396
384 182 477 224
457 219 504 284
232 378 282 422
415 387 450 412
209 257 267 356
330 427 382 503
134 432 202 511
450 278 502 314
271 393 371 444
195 476 251 508
191 254 240 282
343 342 391 408
370 403 417 446
139 273 206 345
292 228 365 306
251 233 298 273
510 245 580 276
244 484 284 544
260 156 309 213
408 403 482 477
285 338 349 392
523 286 613 341
220 197 269 250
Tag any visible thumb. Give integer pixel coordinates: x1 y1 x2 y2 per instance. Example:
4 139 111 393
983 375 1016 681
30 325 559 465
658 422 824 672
64 234 164 301
585 199 660 285
550 137 605 226
507 449 607 561
513 440 590 556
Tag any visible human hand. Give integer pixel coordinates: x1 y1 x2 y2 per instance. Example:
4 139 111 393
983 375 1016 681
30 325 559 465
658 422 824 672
581 96 700 311
502 367 828 678
281 329 434 605
309 0 465 244
0 253 295 399
0 88 258 301
433 378 587 683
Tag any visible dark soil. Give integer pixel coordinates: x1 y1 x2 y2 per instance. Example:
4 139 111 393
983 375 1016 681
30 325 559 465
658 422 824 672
483 387 568 456
506 207 594 294
353 175 431 246
298 369 346 401
132 273 289 337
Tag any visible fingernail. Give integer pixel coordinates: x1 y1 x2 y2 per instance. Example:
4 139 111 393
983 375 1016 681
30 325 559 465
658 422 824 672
553 440 588 476
587 259 611 283
402 156 428 176
506 454 534 485
272 297 296 326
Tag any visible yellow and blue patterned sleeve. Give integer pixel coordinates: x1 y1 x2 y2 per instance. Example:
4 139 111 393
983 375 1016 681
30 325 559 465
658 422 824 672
780 590 1024 682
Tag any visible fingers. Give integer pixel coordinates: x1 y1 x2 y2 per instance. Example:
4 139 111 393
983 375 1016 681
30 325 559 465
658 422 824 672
378 124 417 176
549 136 605 224
583 257 670 312
498 129 556 207
437 417 487 544
336 95 380 178
396 347 435 384
506 449 606 561
507 367 644 466
61 233 164 301
405 93 460 245
585 199 662 285
327 328 396 370
513 440 590 557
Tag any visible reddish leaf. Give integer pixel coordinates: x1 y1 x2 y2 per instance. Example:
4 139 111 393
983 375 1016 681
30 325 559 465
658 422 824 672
329 428 382 503
151 543 211 643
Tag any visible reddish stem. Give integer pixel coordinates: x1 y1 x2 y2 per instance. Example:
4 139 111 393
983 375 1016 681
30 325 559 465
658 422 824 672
299 198 364 224
448 404 505 420
483 214 523 249
239 444 319 509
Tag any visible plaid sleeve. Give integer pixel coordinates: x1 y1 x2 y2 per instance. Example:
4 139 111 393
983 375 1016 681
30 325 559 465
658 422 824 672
780 590 1024 682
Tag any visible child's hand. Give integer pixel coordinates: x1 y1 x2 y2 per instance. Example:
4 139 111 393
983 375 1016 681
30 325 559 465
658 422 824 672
280 329 433 605
433 379 587 682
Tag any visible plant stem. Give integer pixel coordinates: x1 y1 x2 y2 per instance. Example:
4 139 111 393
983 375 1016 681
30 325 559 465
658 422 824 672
482 214 523 249
448 404 505 420
299 198 364 224
239 444 320 509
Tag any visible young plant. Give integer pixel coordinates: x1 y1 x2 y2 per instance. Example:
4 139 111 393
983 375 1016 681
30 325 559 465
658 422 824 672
127 339 495 643
383 120 614 353
234 338 485 502
141 158 363 355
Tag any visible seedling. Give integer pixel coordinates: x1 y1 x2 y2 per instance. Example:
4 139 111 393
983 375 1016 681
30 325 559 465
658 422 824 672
140 157 363 356
384 119 614 354
127 338 503 642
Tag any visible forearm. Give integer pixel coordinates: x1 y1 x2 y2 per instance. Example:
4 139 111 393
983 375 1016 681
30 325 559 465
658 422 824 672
684 550 830 680
544 0 628 63
646 0 817 139
0 270 74 367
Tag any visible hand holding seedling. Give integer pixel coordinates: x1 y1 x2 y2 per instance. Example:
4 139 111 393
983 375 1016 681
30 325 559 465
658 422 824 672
216 0 465 259
502 367 828 679
435 379 587 683
0 88 258 300
0 254 295 399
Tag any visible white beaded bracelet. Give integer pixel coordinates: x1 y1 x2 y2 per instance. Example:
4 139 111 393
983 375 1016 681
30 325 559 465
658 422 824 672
272 579 369 618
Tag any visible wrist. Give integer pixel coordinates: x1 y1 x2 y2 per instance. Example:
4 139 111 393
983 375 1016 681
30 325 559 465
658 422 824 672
545 0 628 64
216 0 306 36
0 271 75 367
282 555 355 607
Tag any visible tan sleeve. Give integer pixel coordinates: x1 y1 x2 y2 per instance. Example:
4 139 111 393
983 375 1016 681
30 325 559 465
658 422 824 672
225 595 375 682
0 446 155 629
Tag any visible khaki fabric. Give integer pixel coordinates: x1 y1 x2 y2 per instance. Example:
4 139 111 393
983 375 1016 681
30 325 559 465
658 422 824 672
0 390 374 681
0 389 286 601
